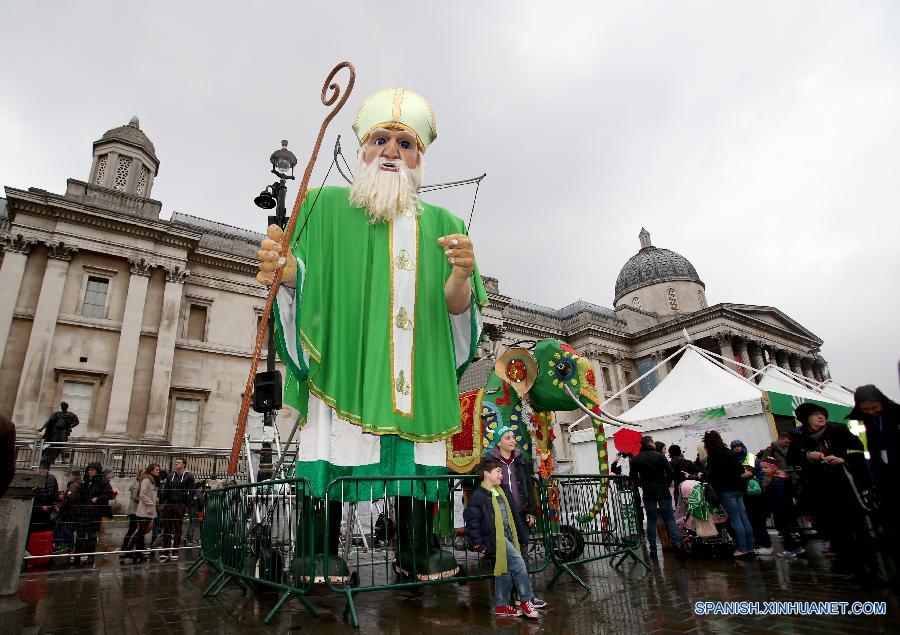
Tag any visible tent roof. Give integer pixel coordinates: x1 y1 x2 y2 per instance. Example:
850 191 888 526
816 380 855 407
757 366 843 404
618 346 761 423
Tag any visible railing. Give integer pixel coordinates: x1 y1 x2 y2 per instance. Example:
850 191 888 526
17 440 293 482
193 473 644 628
22 501 204 565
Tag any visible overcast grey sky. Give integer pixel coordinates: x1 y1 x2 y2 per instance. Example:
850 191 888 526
2 1 898 399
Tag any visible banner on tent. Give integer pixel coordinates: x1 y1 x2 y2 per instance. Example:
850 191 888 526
620 399 764 434
766 392 851 423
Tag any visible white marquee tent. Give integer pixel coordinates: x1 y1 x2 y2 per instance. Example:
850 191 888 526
570 346 773 473
816 379 855 407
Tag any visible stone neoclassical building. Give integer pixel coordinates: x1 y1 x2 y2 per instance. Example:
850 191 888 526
0 117 832 454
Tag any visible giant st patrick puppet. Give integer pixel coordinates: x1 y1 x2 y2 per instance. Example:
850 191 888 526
256 88 487 580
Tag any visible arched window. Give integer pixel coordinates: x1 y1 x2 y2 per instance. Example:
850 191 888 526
697 289 705 308
631 296 641 310
667 288 679 312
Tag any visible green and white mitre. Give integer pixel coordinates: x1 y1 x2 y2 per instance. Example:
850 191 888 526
273 90 486 501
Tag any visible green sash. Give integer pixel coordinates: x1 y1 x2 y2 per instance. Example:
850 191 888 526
481 482 519 576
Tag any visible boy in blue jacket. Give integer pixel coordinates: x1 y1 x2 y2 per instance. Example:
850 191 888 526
463 458 546 618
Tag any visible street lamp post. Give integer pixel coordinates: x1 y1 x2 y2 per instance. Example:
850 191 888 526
252 141 297 479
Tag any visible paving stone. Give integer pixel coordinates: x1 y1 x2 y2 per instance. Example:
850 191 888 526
17 543 900 633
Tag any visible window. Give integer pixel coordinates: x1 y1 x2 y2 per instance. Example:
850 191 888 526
697 289 705 308
186 304 208 341
171 398 200 446
82 276 110 318
135 166 149 196
114 156 131 191
667 288 679 312
631 296 641 310
95 155 108 185
60 381 93 424
601 367 613 393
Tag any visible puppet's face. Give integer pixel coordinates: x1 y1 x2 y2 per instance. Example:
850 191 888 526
363 128 420 170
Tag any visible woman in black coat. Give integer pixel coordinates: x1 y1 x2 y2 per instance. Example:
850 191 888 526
73 461 112 565
703 430 755 557
788 403 877 579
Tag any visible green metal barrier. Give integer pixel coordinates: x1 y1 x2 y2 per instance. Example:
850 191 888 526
322 475 551 628
193 478 318 623
188 472 646 627
542 474 649 591
186 488 224 579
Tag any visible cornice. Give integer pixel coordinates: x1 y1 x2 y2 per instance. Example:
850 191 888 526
486 291 511 310
190 248 258 276
175 339 278 361
183 269 267 298
5 187 200 250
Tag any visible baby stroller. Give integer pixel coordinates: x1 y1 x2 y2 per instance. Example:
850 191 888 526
675 480 734 559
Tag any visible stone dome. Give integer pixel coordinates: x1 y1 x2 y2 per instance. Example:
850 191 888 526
614 228 703 303
97 116 157 157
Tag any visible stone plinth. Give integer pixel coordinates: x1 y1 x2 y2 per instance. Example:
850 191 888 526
0 470 44 635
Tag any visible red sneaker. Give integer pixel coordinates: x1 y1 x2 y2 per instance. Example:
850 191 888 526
495 605 523 617
519 601 540 618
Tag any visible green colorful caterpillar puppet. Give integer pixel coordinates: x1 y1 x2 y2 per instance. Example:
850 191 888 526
449 339 613 523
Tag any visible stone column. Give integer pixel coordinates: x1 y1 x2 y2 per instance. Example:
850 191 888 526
12 242 77 433
0 235 36 364
142 266 188 441
773 350 787 370
716 333 735 365
102 258 154 439
789 354 802 376
613 354 630 412
735 338 752 375
102 151 119 189
651 350 669 382
817 357 831 381
801 358 816 380
749 341 765 371
490 325 506 359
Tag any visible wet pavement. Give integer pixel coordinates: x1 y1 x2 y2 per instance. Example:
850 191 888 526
17 540 899 634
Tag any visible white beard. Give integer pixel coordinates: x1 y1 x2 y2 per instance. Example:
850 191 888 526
348 146 425 222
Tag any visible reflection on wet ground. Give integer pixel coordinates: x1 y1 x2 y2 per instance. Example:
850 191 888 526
19 540 899 634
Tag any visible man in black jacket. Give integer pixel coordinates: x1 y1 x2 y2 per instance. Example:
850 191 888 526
847 385 899 562
630 436 682 556
159 457 195 562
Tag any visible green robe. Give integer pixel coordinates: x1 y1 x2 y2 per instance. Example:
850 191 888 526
273 186 487 499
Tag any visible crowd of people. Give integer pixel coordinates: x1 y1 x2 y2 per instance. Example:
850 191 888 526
27 456 206 567
618 383 898 585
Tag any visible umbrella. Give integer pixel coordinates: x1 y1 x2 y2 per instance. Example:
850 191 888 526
612 428 643 457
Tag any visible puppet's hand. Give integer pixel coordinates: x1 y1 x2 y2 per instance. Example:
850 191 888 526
256 225 296 287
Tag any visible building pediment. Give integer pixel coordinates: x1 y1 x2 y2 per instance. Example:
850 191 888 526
724 304 821 344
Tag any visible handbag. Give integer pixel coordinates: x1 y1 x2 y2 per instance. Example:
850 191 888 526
746 479 762 496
